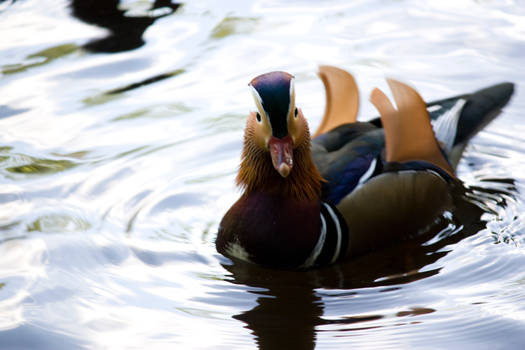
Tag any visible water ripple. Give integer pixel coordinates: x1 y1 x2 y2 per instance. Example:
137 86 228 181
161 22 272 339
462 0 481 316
1 0 525 348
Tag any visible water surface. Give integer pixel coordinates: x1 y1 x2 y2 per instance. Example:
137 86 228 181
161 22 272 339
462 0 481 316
1 0 525 348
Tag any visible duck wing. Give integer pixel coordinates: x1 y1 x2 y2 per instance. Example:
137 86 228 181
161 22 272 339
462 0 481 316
335 79 459 256
312 66 385 204
312 66 514 205
312 124 384 204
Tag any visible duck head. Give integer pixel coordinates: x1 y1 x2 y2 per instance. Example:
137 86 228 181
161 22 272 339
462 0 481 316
237 71 322 201
248 71 310 177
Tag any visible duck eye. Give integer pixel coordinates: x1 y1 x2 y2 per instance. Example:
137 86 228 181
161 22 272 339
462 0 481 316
294 108 298 118
256 112 262 123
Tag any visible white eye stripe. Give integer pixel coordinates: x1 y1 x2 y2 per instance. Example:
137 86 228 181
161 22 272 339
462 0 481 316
249 85 269 122
288 77 296 121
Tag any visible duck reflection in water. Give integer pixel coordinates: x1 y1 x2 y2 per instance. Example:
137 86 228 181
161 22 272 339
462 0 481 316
222 186 511 349
70 0 181 53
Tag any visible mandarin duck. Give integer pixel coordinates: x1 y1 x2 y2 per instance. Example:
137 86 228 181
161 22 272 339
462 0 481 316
216 66 514 269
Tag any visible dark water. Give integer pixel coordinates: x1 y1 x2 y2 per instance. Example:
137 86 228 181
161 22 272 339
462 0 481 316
1 0 525 348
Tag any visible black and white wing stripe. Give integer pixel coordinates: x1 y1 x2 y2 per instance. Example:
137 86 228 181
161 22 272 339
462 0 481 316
430 99 466 153
301 202 349 268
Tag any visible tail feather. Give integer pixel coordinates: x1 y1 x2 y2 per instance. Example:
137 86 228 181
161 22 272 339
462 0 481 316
428 82 514 167
314 65 359 137
454 82 514 145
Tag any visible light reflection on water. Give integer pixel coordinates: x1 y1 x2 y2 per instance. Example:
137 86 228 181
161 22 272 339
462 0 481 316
1 0 525 348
